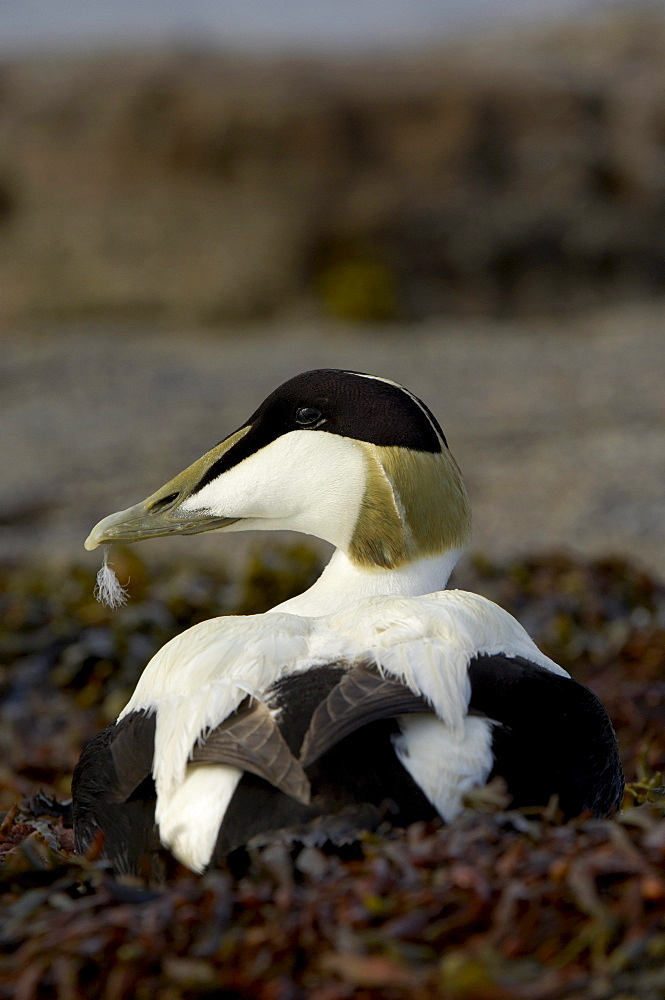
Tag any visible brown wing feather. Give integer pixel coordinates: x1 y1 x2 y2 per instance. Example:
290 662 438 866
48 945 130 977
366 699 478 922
190 698 311 805
299 663 430 768
108 711 156 803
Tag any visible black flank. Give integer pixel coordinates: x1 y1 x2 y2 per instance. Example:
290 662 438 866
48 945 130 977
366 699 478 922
72 711 160 877
468 654 624 819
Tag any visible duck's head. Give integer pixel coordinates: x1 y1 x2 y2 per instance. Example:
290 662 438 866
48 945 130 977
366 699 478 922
85 369 471 570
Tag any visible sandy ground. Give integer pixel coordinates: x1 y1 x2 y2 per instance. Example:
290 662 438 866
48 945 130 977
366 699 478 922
2 301 664 577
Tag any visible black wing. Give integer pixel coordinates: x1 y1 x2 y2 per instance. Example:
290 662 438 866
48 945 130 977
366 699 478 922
298 662 431 767
72 698 312 875
213 663 436 858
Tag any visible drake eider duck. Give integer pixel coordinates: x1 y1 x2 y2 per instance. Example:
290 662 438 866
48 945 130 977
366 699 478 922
74 369 623 874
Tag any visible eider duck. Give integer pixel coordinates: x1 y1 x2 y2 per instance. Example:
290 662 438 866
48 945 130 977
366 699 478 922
73 369 623 874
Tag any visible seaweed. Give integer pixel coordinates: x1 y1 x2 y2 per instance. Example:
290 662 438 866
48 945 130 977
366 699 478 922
1 545 664 999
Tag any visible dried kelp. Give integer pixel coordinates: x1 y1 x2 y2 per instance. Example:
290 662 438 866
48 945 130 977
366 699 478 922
0 546 664 999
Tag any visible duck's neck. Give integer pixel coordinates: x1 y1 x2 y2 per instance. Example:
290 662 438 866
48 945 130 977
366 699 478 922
270 546 464 618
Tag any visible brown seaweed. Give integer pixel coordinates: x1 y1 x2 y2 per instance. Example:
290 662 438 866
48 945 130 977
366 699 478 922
1 545 664 999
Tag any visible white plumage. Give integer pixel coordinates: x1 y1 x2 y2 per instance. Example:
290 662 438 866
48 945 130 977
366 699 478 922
119 590 564 870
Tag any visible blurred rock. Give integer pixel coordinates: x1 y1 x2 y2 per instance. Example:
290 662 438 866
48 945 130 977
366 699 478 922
2 10 665 324
2 301 664 574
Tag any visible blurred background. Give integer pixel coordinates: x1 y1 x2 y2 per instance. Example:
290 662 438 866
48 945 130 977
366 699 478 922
4 13 665 977
1 0 664 576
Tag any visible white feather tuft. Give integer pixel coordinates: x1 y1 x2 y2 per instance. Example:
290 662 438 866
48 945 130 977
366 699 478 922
94 546 129 609
393 715 495 820
156 764 242 872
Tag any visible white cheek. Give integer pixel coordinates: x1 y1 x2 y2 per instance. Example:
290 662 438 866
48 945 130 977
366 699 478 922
180 431 367 549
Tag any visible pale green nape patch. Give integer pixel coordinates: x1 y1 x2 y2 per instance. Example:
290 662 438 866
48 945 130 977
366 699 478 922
348 446 404 568
349 444 472 569
385 445 472 555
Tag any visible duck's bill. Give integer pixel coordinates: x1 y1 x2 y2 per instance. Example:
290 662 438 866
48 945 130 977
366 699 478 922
84 427 250 551
84 501 239 550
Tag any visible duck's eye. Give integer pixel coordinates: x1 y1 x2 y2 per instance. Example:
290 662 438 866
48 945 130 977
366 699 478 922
295 406 323 426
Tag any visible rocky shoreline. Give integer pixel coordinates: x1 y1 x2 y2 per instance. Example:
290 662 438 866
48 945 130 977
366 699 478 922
2 11 665 326
3 301 664 577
